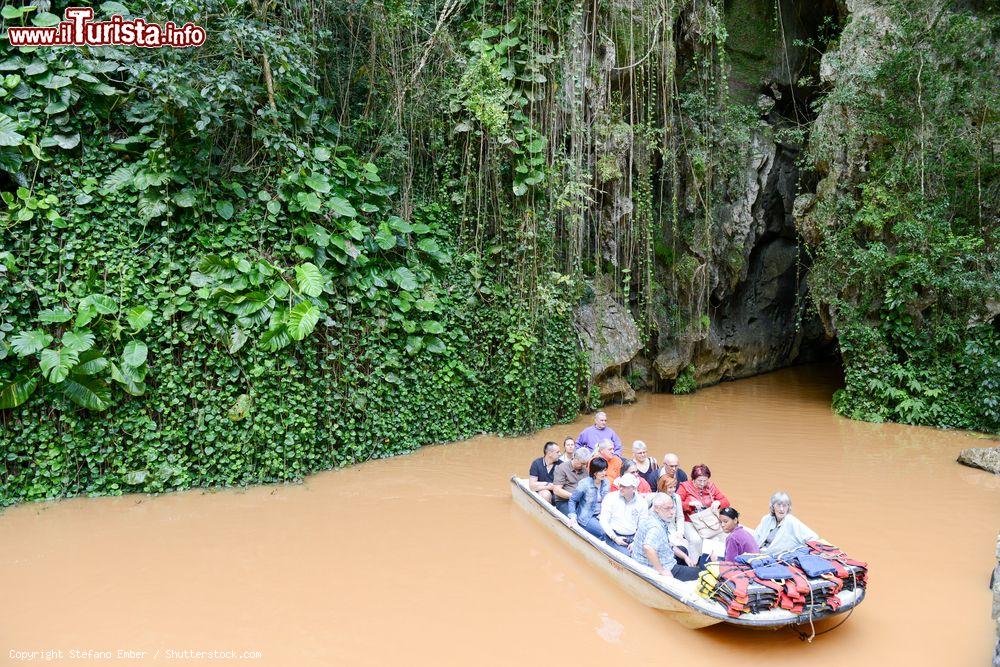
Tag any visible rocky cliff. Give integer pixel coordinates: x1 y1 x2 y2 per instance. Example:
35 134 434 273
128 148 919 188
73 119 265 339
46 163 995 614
572 0 843 398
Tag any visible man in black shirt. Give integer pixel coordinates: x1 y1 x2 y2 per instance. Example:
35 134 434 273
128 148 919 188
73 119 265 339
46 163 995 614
529 441 561 504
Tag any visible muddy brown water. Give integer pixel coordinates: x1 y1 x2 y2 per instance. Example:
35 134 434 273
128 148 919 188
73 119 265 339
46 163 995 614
1 365 998 666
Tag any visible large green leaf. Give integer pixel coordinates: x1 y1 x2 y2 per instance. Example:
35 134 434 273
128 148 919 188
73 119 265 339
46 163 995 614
216 200 234 220
173 189 197 207
79 294 117 319
103 165 135 191
228 393 252 421
51 133 80 149
222 292 269 317
73 349 109 376
37 306 73 323
329 196 356 218
100 1 131 16
304 174 331 193
422 320 444 335
61 329 95 353
40 348 79 383
374 224 396 250
10 330 53 356
126 305 154 331
286 301 320 341
110 362 145 396
229 325 248 354
62 375 111 409
0 374 38 409
0 114 24 147
122 340 148 368
389 216 413 234
390 267 419 291
32 11 60 27
425 336 447 354
75 301 97 328
295 262 324 297
346 221 367 241
259 324 291 352
299 192 322 212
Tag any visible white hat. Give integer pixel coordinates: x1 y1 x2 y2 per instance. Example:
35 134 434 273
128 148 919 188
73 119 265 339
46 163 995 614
617 473 639 488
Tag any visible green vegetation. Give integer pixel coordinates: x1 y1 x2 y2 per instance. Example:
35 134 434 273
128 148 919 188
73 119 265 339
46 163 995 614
1 0 996 505
804 4 999 433
672 365 697 395
0 0 582 505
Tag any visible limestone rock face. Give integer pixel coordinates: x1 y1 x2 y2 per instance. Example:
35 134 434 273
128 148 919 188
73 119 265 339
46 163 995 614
573 283 642 383
627 355 654 390
565 0 845 397
653 137 834 386
654 344 689 381
598 375 637 404
957 446 1000 475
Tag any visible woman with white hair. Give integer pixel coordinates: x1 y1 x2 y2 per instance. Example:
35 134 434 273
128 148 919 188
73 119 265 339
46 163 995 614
629 440 659 491
754 491 819 555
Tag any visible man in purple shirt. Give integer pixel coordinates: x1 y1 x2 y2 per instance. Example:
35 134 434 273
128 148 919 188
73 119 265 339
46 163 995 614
719 507 759 562
576 411 622 457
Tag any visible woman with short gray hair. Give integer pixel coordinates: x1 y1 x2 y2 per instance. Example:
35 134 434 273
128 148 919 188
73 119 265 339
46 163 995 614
754 491 819 555
629 440 659 491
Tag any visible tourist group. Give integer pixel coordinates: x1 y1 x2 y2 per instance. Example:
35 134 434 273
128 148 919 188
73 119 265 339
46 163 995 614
527 411 821 582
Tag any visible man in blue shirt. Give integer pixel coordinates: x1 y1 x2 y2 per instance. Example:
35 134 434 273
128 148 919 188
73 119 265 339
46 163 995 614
576 411 622 457
632 493 700 581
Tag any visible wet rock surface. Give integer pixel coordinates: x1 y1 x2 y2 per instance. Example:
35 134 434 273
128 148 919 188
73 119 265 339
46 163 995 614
573 282 643 383
957 446 1000 475
598 375 637 404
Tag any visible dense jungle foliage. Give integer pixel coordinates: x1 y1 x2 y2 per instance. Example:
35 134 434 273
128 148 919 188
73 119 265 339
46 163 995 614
0 0 997 505
0 0 591 504
802 2 999 432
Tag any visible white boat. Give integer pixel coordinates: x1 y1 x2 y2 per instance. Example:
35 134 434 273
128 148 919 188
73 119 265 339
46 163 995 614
510 476 866 630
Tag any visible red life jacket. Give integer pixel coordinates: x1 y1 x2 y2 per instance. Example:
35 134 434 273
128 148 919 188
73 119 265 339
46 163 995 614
712 563 785 618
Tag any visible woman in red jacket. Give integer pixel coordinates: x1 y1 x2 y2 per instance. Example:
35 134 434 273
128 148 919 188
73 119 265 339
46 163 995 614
677 464 730 559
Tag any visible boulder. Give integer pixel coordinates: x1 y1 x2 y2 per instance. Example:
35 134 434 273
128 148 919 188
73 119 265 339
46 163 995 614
957 447 1000 475
573 283 642 382
653 344 689 380
598 375 636 404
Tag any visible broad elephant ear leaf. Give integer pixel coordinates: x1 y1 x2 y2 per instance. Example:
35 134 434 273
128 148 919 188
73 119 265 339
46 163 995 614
61 375 111 410
73 349 109 376
0 374 38 409
286 301 320 341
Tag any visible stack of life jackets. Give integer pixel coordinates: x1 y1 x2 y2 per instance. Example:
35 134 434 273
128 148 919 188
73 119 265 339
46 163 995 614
697 562 784 617
801 540 868 592
696 542 868 618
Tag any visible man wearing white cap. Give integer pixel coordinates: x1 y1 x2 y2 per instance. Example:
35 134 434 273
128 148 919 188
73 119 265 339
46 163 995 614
598 473 648 555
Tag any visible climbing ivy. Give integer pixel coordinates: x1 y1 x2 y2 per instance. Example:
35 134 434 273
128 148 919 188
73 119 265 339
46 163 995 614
0 0 583 506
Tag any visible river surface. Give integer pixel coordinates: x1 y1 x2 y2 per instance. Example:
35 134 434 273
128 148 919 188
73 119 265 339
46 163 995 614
1 364 998 666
